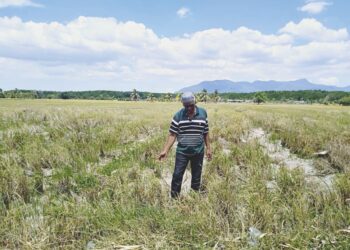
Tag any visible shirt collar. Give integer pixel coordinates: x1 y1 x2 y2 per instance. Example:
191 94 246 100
195 105 199 115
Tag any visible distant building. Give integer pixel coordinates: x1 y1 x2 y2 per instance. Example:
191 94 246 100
289 100 307 104
227 99 252 103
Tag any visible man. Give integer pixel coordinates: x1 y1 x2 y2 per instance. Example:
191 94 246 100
158 92 212 198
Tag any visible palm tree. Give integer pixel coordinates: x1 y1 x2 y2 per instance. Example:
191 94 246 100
212 89 220 103
200 89 209 103
130 89 140 101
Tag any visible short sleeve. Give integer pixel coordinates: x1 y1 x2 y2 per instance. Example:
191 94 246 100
204 111 209 134
169 115 179 135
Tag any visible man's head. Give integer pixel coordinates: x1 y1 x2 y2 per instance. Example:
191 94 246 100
181 92 196 113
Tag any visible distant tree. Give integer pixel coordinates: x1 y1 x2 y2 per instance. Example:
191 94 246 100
6 88 18 98
176 93 182 102
202 89 208 103
130 89 140 101
212 89 220 103
32 91 40 99
0 88 4 98
8 90 16 98
196 89 209 103
322 95 330 105
254 92 268 104
163 93 172 102
195 93 202 102
60 92 70 99
36 91 44 99
2 88 346 103
146 93 156 102
338 96 350 106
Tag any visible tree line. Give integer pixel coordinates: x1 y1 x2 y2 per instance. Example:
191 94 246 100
0 88 349 105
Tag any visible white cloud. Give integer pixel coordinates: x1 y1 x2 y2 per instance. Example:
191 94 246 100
319 76 339 85
0 0 43 8
280 18 348 42
299 1 332 14
0 16 349 91
177 7 190 18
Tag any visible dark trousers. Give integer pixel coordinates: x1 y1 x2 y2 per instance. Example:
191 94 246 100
171 152 204 198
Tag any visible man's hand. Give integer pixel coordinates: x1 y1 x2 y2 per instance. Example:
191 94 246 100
158 150 168 161
206 148 212 161
159 133 176 161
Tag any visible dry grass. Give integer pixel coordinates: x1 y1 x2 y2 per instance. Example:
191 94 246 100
0 100 349 249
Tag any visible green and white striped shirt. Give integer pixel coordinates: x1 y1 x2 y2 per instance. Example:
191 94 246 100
169 106 209 155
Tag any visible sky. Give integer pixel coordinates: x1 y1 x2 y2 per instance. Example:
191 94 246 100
0 0 350 92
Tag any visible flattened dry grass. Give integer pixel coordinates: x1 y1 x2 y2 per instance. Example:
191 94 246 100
0 100 349 249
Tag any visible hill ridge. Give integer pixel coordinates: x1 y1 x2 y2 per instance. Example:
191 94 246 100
179 79 350 93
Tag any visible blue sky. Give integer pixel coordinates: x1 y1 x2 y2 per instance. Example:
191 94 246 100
1 0 349 37
0 0 350 91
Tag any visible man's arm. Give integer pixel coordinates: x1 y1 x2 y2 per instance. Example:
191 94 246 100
204 132 212 161
158 132 177 160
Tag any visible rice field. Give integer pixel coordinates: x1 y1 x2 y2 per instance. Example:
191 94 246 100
0 99 349 249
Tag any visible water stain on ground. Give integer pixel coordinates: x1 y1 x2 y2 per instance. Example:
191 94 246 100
245 128 335 190
162 169 192 195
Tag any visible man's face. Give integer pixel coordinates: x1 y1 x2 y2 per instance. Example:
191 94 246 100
183 103 195 113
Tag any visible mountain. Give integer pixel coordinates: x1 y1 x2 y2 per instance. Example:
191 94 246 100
178 79 350 93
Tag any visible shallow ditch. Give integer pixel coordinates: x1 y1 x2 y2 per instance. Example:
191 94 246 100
244 128 335 190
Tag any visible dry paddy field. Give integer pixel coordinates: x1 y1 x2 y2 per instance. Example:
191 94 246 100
0 99 349 249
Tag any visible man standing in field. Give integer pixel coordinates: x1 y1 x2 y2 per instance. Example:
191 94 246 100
159 92 212 198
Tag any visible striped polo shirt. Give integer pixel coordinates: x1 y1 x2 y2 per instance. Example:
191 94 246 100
169 106 209 155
